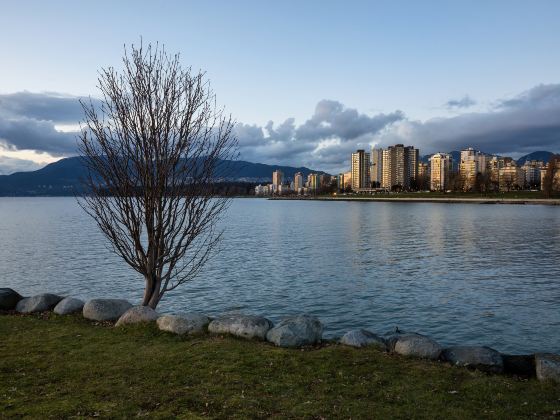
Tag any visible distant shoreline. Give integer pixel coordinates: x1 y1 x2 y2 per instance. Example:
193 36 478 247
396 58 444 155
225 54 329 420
269 196 560 205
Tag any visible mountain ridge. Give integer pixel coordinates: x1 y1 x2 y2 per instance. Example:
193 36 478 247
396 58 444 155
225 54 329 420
0 157 327 196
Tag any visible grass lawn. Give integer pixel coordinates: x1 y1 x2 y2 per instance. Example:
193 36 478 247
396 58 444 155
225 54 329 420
1 313 559 419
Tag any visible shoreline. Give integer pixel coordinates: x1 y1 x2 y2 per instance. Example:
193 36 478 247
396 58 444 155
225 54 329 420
269 196 560 205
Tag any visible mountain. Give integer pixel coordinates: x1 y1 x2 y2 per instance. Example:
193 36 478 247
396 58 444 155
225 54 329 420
516 151 556 165
0 157 327 196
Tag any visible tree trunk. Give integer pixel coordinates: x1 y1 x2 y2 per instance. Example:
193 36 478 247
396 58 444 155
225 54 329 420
142 274 161 308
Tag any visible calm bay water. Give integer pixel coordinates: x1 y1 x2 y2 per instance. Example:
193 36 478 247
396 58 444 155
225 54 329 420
1 197 559 354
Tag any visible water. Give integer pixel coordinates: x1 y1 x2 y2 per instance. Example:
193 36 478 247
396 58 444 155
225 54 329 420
1 197 559 354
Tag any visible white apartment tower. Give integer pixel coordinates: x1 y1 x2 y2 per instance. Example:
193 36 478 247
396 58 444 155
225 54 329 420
294 172 304 191
272 170 283 187
459 148 487 190
429 153 453 191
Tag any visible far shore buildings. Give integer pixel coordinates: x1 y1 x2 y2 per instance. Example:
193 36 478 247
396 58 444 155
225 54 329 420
351 149 371 191
272 170 283 189
381 144 419 190
429 153 453 191
499 161 525 191
307 173 320 192
459 148 488 191
337 171 352 191
370 148 383 187
294 172 304 193
255 146 558 196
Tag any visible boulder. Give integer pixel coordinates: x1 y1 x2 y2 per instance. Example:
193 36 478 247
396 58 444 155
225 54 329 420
157 313 210 335
502 354 535 377
0 288 23 310
15 293 63 313
208 314 273 340
53 297 85 315
340 329 387 350
392 333 442 360
83 299 133 322
115 306 159 327
384 328 412 351
442 346 504 373
535 353 560 382
266 314 323 347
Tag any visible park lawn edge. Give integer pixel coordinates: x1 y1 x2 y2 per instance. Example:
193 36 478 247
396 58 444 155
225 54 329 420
1 312 559 419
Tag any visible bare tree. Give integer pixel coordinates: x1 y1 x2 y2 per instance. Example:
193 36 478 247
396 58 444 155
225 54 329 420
78 43 238 309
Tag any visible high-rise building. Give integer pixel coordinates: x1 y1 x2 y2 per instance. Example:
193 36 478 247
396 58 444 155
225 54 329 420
417 162 430 190
351 149 371 191
459 148 487 190
307 173 319 191
294 172 304 191
499 161 524 191
272 170 283 187
407 147 419 186
429 153 453 191
381 144 419 190
370 148 383 187
521 160 545 189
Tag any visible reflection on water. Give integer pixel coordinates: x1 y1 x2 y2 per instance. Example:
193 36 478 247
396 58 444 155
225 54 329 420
1 197 559 354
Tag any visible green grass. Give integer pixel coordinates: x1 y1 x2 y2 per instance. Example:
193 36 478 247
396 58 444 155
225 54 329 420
1 314 559 419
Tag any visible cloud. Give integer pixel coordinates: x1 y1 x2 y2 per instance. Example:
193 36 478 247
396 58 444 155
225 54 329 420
0 116 78 155
376 84 560 157
445 95 476 109
0 91 97 124
235 100 404 172
1 85 560 174
0 155 44 175
0 92 93 156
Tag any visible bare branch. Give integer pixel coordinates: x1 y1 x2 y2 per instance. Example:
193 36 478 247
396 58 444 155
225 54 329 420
78 41 238 309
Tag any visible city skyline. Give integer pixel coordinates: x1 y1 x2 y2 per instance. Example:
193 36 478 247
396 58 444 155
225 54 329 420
255 144 559 196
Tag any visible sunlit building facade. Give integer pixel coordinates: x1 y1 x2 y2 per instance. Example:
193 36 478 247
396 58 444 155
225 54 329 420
307 173 320 192
294 172 304 192
459 148 487 191
351 149 371 191
272 170 283 188
381 144 419 190
429 153 453 191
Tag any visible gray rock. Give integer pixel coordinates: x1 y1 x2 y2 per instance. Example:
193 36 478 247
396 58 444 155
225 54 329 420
83 298 133 322
393 333 442 360
53 297 85 315
15 293 63 313
157 313 210 335
266 314 323 347
0 288 23 310
115 306 159 327
208 314 273 340
340 329 387 350
442 346 504 373
384 328 411 351
535 353 560 382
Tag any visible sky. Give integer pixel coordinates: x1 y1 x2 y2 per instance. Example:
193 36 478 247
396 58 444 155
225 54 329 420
0 0 559 174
